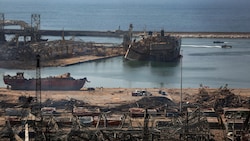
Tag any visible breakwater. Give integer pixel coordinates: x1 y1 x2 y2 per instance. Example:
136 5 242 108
164 31 250 38
3 29 250 39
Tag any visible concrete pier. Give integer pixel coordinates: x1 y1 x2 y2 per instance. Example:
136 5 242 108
162 31 250 38
2 29 250 39
1 19 250 39
3 29 126 38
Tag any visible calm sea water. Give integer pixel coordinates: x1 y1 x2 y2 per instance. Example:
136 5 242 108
1 0 250 32
0 0 250 88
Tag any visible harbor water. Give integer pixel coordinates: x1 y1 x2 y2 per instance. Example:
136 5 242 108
1 38 250 88
0 0 250 88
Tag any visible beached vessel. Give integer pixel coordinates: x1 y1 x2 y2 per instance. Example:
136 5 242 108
123 28 181 62
3 72 88 90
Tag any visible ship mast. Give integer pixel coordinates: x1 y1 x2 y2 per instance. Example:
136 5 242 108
180 50 183 114
123 24 133 51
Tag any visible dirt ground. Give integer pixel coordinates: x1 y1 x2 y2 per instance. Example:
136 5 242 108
0 87 170 107
0 87 249 107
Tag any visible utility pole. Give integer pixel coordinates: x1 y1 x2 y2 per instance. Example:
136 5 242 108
180 50 183 114
143 109 149 141
36 54 41 111
0 13 6 42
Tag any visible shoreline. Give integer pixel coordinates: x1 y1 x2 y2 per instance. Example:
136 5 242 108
62 55 122 67
0 55 122 70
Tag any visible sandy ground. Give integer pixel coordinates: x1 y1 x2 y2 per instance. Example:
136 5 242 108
0 87 249 107
0 87 170 107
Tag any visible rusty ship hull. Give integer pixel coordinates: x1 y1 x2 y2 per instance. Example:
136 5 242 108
3 72 88 90
124 30 181 62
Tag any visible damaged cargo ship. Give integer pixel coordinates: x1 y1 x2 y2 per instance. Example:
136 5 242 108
123 26 181 62
3 72 88 90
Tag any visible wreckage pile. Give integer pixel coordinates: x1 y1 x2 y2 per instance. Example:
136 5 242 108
0 39 112 61
196 84 249 112
0 40 124 69
0 44 34 61
1 87 248 140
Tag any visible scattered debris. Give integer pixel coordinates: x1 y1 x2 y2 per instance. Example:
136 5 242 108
196 84 249 112
0 86 249 141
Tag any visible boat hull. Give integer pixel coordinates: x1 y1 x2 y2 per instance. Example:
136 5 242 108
124 31 181 62
3 73 87 90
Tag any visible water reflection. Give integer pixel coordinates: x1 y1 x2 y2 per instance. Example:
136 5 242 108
123 59 180 68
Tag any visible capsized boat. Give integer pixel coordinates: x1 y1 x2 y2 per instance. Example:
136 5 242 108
3 72 89 90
